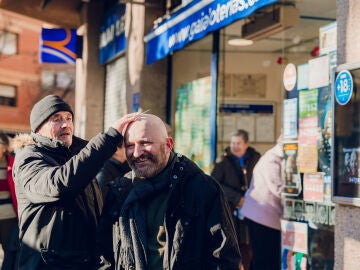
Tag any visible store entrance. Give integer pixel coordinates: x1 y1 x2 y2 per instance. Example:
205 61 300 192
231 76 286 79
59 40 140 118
217 1 336 269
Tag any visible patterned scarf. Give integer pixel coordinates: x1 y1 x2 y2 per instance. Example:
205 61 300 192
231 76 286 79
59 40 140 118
117 153 175 270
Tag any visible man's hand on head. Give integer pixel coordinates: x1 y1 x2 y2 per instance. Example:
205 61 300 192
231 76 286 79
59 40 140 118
112 113 141 136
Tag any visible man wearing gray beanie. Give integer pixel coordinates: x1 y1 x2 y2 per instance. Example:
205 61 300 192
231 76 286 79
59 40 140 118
12 95 139 270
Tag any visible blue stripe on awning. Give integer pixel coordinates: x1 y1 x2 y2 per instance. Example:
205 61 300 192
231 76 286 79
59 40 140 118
144 0 278 64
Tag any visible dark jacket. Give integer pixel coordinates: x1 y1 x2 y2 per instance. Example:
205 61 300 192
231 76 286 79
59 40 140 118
100 153 241 270
12 128 121 270
211 147 261 209
96 158 130 198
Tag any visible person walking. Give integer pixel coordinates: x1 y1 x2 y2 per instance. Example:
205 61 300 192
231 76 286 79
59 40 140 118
211 129 261 270
12 95 138 270
241 138 284 270
100 113 241 270
0 133 19 270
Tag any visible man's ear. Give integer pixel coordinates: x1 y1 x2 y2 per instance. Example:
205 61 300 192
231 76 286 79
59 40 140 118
166 137 174 152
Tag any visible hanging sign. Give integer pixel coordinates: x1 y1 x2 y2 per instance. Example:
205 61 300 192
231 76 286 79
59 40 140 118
99 3 126 64
40 28 78 64
144 0 278 64
283 63 297 91
335 70 353 105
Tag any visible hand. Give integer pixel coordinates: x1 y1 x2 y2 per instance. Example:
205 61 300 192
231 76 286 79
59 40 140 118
112 113 141 136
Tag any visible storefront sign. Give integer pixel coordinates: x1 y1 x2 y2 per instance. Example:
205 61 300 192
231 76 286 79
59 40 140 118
40 28 78 64
335 70 353 105
144 0 278 64
219 103 273 113
283 63 297 91
99 4 126 64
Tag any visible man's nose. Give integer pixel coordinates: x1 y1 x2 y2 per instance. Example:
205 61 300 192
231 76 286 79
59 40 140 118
60 118 72 127
133 143 143 157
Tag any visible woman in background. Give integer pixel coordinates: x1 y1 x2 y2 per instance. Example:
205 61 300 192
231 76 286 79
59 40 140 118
241 137 283 270
0 133 19 270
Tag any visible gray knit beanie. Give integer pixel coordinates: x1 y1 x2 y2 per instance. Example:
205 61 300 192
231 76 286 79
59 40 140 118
30 95 74 132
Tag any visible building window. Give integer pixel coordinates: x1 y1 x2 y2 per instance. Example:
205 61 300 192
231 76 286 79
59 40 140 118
0 84 16 106
0 31 17 55
169 0 192 12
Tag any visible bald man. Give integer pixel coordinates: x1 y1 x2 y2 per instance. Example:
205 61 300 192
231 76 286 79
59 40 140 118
98 114 241 270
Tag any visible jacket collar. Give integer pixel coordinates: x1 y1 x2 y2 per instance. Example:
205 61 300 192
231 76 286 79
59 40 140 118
31 132 87 155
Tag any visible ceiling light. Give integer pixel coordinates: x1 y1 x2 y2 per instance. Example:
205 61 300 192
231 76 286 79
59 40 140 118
228 38 254 46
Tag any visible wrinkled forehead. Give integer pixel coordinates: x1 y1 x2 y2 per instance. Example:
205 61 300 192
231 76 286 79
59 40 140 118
50 111 73 118
125 115 167 143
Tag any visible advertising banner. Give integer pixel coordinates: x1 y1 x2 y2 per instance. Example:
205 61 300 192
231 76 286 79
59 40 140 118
144 0 278 64
281 220 308 270
99 3 126 64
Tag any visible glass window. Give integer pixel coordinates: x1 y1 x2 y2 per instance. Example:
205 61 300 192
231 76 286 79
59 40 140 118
0 31 18 55
218 2 336 269
0 84 16 106
172 35 213 173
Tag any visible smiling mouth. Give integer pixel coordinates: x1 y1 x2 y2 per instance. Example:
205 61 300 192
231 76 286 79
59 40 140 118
59 132 71 138
135 158 148 164
133 155 152 165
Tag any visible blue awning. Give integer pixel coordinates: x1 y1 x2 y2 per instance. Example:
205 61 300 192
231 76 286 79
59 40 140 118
99 3 126 64
144 0 278 64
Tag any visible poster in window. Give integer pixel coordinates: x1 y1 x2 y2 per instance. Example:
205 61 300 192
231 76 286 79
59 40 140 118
317 86 332 176
303 173 324 202
281 220 308 270
175 76 212 174
298 89 318 145
293 200 304 221
304 202 316 222
283 199 293 219
298 89 319 173
283 98 298 139
282 142 302 196
333 62 360 203
316 203 329 225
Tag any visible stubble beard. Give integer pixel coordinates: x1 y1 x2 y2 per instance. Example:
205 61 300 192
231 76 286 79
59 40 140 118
129 146 168 178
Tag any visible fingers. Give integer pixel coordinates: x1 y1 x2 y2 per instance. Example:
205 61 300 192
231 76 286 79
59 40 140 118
112 112 141 135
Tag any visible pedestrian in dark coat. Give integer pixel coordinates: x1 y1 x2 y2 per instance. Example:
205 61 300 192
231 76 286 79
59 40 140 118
211 129 261 270
99 113 241 270
11 95 138 270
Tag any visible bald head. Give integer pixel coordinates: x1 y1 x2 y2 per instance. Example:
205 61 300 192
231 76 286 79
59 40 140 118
125 114 169 142
124 114 174 178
